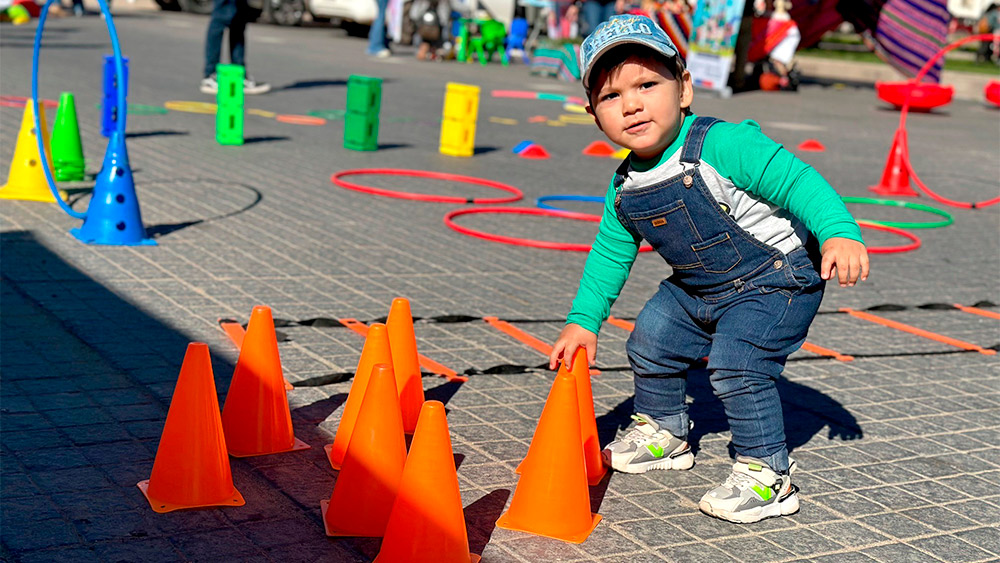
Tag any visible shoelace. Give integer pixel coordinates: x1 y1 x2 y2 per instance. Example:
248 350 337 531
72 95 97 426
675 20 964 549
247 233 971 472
723 469 762 492
621 425 661 446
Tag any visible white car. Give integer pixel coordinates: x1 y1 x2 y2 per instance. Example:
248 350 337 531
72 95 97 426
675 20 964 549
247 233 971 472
155 0 377 29
310 0 377 25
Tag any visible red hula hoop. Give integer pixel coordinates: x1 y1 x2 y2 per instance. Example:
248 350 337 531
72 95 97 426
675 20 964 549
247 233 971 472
858 221 921 254
331 168 523 204
444 207 654 252
899 33 1000 209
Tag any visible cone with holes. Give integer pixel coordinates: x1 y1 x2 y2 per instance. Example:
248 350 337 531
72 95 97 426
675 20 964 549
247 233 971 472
221 305 309 457
0 100 58 203
869 128 918 197
374 400 480 563
326 323 394 469
387 298 425 434
322 363 407 537
138 342 245 513
497 370 601 543
516 348 606 485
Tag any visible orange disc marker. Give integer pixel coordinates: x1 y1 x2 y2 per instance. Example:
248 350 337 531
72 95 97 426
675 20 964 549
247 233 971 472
221 306 309 457
375 401 480 563
387 298 426 434
326 323 393 469
138 343 245 512
497 371 601 543
323 364 407 537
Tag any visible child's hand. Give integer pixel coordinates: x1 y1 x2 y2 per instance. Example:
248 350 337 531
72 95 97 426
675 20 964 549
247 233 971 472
549 324 598 370
820 237 870 287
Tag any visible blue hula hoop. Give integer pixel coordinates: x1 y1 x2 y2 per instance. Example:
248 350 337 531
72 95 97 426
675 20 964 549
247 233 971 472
536 194 605 212
32 0 126 220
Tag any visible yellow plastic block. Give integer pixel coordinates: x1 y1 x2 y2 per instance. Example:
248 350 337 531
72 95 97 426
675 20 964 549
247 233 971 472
439 118 476 157
442 83 480 122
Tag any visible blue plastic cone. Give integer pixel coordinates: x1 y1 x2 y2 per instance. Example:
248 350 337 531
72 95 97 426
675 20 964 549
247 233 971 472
70 132 155 246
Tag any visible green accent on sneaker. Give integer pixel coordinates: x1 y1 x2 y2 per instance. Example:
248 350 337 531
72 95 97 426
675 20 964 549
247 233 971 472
748 463 763 472
751 484 773 501
646 444 665 458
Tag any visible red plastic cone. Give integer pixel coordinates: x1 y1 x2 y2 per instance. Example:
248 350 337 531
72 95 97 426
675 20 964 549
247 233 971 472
138 343 245 512
326 323 394 470
869 128 918 197
516 348 606 485
221 306 309 457
322 363 407 537
386 298 425 434
374 401 479 563
797 139 825 152
519 144 550 159
582 140 615 157
496 371 601 543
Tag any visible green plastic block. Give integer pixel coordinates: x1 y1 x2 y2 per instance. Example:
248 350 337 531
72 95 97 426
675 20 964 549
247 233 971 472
216 64 245 109
344 112 378 151
346 75 382 115
217 107 244 145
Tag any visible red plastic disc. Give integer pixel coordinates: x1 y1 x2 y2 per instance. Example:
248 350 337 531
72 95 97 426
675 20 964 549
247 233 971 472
332 168 523 204
444 207 654 252
857 220 921 254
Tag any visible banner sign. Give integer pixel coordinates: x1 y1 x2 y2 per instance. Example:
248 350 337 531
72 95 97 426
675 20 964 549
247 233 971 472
687 0 747 92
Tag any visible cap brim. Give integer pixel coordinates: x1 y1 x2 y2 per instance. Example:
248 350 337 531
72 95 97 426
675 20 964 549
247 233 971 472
583 37 679 93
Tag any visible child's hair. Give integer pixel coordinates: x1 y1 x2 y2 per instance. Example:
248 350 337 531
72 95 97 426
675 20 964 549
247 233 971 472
586 43 687 103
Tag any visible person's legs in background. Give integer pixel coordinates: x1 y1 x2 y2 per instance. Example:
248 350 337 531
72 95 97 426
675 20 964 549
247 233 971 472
367 0 391 56
581 0 602 37
202 0 237 92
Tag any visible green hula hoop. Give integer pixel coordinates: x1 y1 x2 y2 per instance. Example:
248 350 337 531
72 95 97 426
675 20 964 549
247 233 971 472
842 196 953 229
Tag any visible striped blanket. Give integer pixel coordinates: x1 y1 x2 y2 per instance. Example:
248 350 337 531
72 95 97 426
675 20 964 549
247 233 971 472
839 0 950 83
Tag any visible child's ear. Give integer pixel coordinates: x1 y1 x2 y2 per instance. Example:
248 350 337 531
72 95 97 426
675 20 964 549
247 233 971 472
586 104 604 132
679 69 694 110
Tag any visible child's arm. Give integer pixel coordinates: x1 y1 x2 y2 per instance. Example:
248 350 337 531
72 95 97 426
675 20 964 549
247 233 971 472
704 120 869 286
551 180 642 369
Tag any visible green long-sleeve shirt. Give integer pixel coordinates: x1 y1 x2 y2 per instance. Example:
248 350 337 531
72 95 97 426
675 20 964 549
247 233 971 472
566 114 863 334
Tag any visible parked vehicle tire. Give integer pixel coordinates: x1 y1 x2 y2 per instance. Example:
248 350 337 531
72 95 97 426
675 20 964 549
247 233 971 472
154 0 182 11
266 0 305 25
178 0 213 14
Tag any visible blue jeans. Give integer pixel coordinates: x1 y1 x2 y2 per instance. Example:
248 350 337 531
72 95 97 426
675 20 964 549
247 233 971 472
367 0 390 55
581 0 616 37
204 0 249 77
626 247 824 473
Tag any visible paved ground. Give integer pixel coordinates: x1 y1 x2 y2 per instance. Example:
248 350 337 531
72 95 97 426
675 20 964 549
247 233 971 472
1 8 999 563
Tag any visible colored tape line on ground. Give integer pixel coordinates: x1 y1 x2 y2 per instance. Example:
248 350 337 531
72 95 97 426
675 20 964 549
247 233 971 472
307 109 345 120
953 304 1000 320
164 100 217 114
218 319 295 389
483 317 599 375
839 308 996 355
276 114 326 126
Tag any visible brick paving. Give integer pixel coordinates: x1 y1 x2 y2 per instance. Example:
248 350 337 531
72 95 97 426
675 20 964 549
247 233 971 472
1 9 998 563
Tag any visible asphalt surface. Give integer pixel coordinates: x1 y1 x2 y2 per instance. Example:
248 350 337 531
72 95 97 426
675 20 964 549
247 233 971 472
1 9 999 563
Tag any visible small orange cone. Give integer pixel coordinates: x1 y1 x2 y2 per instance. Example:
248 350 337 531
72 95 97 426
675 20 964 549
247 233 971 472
326 323 394 470
322 363 407 537
496 371 601 543
516 348 606 485
221 306 309 457
0 100 59 203
582 140 615 157
386 298 425 434
138 343 245 513
374 401 480 563
869 128 918 197
797 139 826 152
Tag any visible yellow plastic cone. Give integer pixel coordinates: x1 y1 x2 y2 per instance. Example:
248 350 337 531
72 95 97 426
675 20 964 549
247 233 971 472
0 101 59 203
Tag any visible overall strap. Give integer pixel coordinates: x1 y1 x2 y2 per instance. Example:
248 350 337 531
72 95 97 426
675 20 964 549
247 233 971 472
679 116 722 164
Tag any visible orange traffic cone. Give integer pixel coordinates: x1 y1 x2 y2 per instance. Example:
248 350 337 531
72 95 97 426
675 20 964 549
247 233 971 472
496 371 601 543
386 298 425 434
322 363 407 537
516 348 606 485
326 323 394 470
375 401 480 563
0 100 59 203
869 128 918 197
138 343 245 513
221 306 309 457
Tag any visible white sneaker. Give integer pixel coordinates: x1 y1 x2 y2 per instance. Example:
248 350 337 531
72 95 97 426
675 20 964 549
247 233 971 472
371 48 391 58
242 77 271 95
602 414 694 473
200 74 218 95
699 457 799 523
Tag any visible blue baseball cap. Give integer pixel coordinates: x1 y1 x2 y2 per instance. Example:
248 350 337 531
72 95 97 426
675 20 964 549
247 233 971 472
580 14 681 94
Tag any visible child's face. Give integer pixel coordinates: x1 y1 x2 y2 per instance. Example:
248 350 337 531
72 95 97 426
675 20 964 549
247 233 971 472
588 55 693 160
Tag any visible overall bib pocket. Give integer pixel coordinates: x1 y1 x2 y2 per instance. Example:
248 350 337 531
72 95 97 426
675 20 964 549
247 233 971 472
628 200 702 270
691 232 743 273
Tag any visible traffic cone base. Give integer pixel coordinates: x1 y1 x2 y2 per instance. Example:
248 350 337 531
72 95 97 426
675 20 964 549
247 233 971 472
230 436 310 458
496 511 601 544
137 479 245 513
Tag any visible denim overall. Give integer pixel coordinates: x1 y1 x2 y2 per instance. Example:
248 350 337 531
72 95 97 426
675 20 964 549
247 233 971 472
615 117 825 473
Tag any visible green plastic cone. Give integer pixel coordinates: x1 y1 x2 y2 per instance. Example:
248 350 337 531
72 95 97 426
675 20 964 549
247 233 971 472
51 92 85 182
